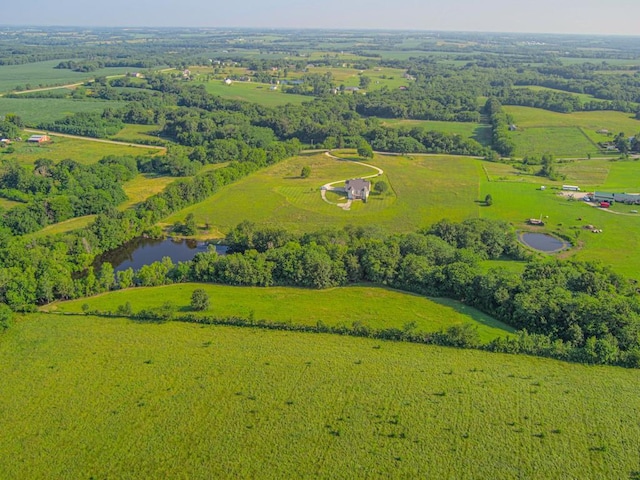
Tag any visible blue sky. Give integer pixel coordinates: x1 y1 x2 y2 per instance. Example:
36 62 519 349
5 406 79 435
2 0 639 35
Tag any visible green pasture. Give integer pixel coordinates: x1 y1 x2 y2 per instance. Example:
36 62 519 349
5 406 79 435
512 85 601 104
3 133 162 166
505 106 640 156
118 174 180 210
27 215 96 239
109 124 163 144
204 81 309 106
0 60 132 93
1 314 639 479
509 126 600 158
163 152 481 235
0 97 126 126
479 180 640 277
45 283 513 341
381 119 492 145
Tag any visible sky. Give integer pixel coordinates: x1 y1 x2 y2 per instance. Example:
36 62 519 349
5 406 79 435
2 0 640 36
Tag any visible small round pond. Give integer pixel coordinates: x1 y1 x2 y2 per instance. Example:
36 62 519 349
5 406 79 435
97 237 227 273
519 232 571 253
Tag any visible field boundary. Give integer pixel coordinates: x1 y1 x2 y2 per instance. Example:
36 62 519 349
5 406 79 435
23 128 167 151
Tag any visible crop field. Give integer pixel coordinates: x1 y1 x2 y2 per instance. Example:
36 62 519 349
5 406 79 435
1 314 639 479
504 106 640 157
0 60 132 93
381 119 492 145
204 81 310 106
45 283 513 341
164 152 481 234
0 97 127 126
4 133 162 166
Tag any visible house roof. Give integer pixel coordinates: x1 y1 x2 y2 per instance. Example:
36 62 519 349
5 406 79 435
345 178 370 191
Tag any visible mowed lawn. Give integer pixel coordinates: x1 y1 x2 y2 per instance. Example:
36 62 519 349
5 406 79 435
3 134 163 166
204 81 309 106
1 314 639 478
165 152 481 235
45 283 513 341
504 106 640 157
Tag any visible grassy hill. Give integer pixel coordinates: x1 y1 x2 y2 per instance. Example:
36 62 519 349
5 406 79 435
43 283 514 342
1 314 638 479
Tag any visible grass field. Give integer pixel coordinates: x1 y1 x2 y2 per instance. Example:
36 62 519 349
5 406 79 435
1 314 638 478
108 124 163 144
160 150 640 277
504 106 640 157
0 60 132 93
44 283 514 341
0 97 126 126
381 119 492 145
204 81 310 106
118 174 180 210
164 152 481 235
3 133 162 166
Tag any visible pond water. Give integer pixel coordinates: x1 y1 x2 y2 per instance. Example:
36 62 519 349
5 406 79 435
520 233 570 253
97 237 227 273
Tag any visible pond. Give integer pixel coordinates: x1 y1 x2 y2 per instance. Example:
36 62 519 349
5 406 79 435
97 237 227 273
519 232 571 253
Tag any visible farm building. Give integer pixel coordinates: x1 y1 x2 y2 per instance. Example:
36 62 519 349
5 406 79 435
562 185 581 191
345 178 370 202
593 191 640 204
27 135 50 143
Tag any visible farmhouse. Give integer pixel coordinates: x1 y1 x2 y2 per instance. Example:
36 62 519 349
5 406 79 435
27 134 50 143
345 178 370 201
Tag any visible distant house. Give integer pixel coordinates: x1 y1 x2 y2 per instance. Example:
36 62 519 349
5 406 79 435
344 86 360 92
509 124 517 131
0 138 11 145
224 78 233 85
270 85 278 90
345 178 370 202
27 134 50 143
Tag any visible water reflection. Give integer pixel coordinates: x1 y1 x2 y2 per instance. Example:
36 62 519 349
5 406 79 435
97 237 226 272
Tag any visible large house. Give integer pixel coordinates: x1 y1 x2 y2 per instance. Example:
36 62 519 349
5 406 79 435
345 178 370 202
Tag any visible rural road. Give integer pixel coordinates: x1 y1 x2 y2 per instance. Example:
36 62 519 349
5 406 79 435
320 151 384 209
24 128 166 151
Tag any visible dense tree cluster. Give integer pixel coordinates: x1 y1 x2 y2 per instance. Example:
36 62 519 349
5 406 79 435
484 98 515 157
0 156 136 234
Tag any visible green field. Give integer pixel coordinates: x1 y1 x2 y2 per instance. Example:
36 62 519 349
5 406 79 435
45 283 513 341
164 152 481 234
161 150 640 277
204 81 310 106
0 60 132 93
1 314 638 478
381 119 492 145
505 106 640 157
0 97 126 126
2 133 162 166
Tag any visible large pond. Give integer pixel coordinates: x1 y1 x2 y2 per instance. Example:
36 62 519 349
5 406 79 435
97 237 227 273
519 232 571 253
